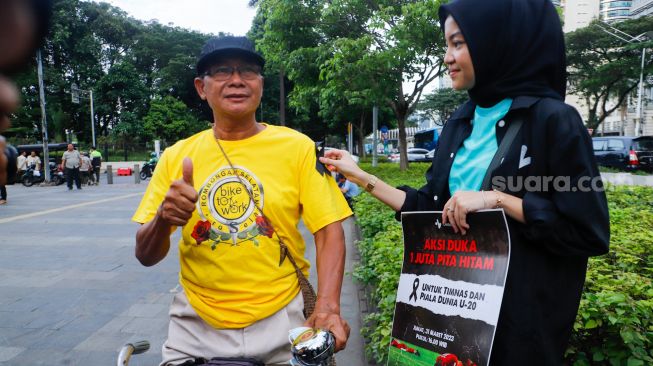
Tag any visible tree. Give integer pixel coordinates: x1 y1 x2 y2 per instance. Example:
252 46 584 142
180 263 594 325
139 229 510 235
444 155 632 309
250 0 333 141
253 0 447 170
417 87 468 126
143 96 208 142
252 0 323 126
9 0 213 151
566 17 653 130
95 61 149 136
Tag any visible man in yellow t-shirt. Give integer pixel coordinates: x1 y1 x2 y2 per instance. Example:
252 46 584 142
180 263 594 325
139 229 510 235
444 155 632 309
132 36 352 366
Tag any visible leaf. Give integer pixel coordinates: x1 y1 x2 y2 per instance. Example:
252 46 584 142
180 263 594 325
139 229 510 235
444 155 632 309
585 319 598 329
209 230 219 241
593 351 605 362
627 358 644 366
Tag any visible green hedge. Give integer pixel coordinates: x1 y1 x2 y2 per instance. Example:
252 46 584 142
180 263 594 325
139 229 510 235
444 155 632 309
352 163 653 365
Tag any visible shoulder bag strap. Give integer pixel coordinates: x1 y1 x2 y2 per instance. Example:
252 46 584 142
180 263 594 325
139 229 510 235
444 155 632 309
480 116 524 191
213 138 318 318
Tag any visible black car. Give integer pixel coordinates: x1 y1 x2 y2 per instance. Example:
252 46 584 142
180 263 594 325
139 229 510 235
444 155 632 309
592 136 653 171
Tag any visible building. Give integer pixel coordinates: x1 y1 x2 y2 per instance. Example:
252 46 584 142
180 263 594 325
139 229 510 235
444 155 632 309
600 0 633 22
563 0 600 32
595 93 653 136
563 0 653 136
630 0 653 17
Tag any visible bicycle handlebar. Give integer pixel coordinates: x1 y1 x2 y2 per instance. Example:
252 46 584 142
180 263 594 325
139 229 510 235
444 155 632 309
117 340 150 366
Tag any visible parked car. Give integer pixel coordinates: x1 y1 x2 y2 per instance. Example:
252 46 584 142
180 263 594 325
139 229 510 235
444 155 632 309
592 136 653 172
389 148 431 163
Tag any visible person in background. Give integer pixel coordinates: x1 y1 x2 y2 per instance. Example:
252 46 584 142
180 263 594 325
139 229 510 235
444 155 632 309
320 0 609 363
17 151 27 179
0 137 6 204
80 151 92 185
0 184 6 205
148 151 159 164
26 151 41 171
61 144 81 190
89 146 102 185
336 173 359 209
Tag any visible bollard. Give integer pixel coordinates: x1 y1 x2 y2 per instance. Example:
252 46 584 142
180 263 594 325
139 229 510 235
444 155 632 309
134 164 140 184
107 165 113 184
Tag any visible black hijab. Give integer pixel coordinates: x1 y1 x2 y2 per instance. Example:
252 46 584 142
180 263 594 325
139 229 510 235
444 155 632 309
439 0 566 107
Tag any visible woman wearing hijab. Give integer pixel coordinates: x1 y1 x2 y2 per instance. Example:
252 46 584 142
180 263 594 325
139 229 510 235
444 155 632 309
321 0 609 363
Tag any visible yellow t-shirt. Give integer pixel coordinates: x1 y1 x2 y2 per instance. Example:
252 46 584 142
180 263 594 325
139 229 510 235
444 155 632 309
132 125 352 329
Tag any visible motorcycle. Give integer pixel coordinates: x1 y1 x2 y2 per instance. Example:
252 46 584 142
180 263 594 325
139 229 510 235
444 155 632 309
139 160 157 180
21 162 65 187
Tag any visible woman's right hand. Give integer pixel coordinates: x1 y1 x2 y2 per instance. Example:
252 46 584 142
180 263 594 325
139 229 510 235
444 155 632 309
319 149 367 186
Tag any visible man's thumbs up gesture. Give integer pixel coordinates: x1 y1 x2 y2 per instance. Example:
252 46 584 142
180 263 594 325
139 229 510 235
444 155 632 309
159 157 198 226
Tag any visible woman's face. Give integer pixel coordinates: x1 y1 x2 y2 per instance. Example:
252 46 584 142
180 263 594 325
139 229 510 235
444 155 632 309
444 16 475 91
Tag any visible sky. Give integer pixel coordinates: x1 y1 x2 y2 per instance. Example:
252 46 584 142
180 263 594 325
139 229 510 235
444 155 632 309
99 0 257 36
97 0 438 104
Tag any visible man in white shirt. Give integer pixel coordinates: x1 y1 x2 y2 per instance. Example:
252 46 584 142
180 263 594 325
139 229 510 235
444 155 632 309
16 151 27 179
61 144 82 190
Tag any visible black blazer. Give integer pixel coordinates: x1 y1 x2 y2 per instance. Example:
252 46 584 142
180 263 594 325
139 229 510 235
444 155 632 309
397 96 610 365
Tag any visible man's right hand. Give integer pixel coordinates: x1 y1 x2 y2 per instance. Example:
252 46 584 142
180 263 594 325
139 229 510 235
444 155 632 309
158 157 198 226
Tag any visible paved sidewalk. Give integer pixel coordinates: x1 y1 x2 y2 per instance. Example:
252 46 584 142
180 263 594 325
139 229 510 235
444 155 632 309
600 172 653 187
0 183 368 365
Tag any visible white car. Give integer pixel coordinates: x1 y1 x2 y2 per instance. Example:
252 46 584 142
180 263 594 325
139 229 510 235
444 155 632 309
389 148 431 163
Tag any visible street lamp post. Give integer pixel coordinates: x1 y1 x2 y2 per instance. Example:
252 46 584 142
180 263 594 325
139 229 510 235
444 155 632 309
71 83 96 147
597 22 653 137
36 50 50 183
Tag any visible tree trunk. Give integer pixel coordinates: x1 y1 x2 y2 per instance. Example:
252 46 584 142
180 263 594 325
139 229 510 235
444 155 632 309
279 69 286 126
357 112 366 158
397 115 408 171
123 138 128 162
391 82 410 171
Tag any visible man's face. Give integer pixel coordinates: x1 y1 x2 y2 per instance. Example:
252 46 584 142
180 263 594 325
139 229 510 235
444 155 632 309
194 57 263 120
67 144 73 151
30 151 35 157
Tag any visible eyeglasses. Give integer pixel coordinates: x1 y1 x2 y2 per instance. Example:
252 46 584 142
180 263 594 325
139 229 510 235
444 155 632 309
203 65 262 81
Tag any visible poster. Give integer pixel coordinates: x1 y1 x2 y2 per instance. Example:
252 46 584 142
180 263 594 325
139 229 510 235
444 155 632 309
388 210 510 366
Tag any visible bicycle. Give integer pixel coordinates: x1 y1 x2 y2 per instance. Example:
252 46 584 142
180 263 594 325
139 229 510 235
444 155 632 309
117 327 336 366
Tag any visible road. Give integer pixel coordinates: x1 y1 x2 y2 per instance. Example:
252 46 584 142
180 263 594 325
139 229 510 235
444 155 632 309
0 178 368 365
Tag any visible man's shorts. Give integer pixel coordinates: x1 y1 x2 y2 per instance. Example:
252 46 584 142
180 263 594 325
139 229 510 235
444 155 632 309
161 290 305 366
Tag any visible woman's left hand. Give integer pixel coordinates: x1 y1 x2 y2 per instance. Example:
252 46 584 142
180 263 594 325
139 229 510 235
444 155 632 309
442 191 488 235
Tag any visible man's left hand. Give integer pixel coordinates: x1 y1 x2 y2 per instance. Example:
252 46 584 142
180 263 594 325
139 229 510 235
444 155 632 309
304 301 350 352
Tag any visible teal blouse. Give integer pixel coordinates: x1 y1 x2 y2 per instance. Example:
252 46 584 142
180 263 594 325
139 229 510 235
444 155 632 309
449 98 513 195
